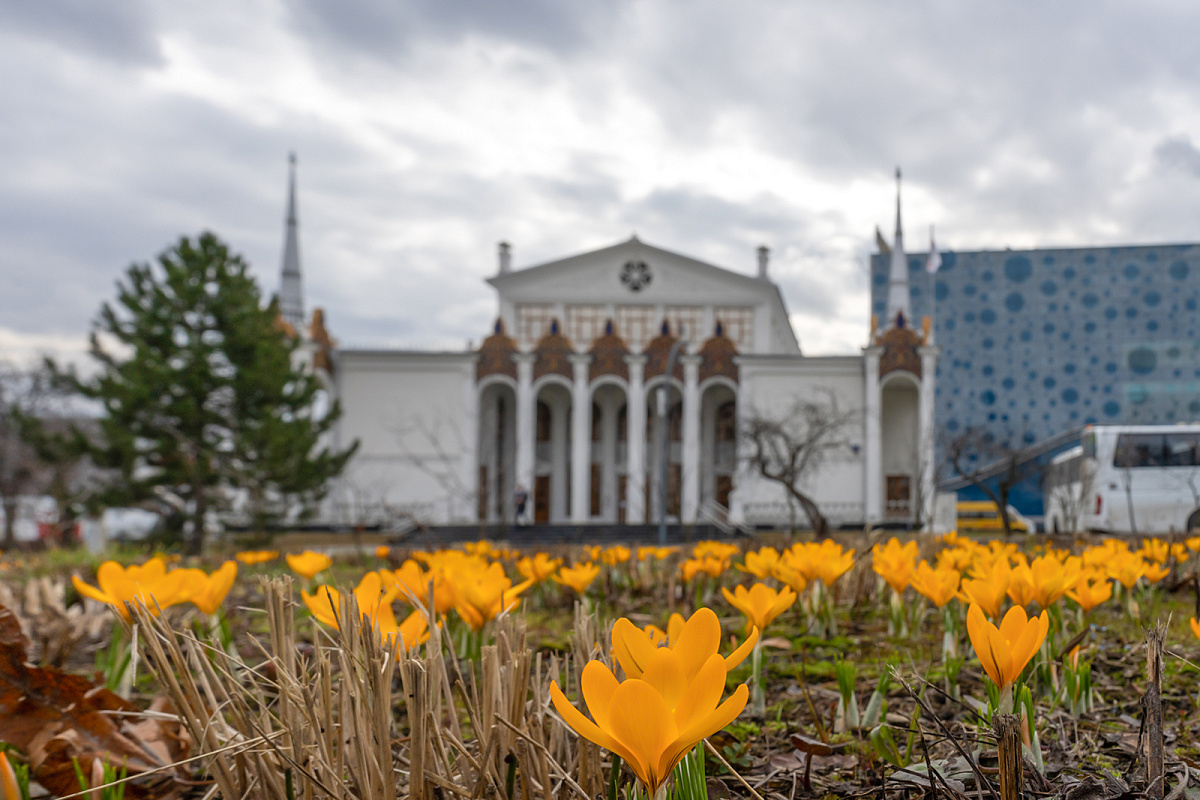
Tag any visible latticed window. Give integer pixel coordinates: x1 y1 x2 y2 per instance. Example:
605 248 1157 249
616 305 657 352
664 306 704 342
715 306 754 351
567 305 606 349
516 304 555 348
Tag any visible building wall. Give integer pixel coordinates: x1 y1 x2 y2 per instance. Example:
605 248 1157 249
871 244 1200 459
329 351 477 526
733 356 866 527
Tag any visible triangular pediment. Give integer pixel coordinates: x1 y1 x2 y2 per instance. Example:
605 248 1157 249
487 237 774 306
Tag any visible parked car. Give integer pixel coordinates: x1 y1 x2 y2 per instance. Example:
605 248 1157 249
956 500 1033 534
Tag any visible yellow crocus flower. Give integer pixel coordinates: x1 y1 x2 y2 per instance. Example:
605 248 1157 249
186 561 238 615
737 547 780 578
872 538 919 594
611 607 756 680
1065 573 1113 612
286 551 332 579
236 550 278 565
966 602 1048 692
1107 552 1146 589
1029 554 1083 608
908 560 960 608
813 545 855 587
680 555 726 583
1006 562 1037 608
553 562 601 594
550 642 748 796
958 558 1011 619
72 558 201 620
301 571 397 629
452 562 533 632
601 546 632 566
1143 561 1170 583
721 583 796 633
637 546 678 560
517 553 563 582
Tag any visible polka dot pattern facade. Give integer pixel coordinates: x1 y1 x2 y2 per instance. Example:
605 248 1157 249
870 244 1200 448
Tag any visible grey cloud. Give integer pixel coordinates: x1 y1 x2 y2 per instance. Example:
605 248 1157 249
0 0 162 65
9 1 1200 366
1155 135 1200 179
286 0 626 63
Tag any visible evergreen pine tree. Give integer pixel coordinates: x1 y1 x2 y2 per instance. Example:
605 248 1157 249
51 232 357 553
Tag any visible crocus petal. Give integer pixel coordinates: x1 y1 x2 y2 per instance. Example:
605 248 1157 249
302 586 341 628
657 683 749 784
72 575 115 606
672 608 721 681
997 605 1029 643
672 653 726 732
606 679 675 793
550 681 640 774
580 660 621 729
612 618 657 678
666 613 685 646
640 648 689 710
96 561 137 600
725 626 758 671
966 603 1004 689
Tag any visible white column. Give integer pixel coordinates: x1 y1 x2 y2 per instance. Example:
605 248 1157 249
461 365 479 524
863 347 883 525
625 355 647 523
570 355 592 523
514 355 535 500
918 345 940 531
551 395 569 522
681 355 702 523
600 394 618 521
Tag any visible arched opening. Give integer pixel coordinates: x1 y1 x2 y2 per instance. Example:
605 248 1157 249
590 383 629 522
645 379 683 522
700 383 737 512
477 382 517 523
534 382 572 523
880 377 919 522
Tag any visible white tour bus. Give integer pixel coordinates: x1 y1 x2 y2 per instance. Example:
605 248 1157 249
1043 424 1200 534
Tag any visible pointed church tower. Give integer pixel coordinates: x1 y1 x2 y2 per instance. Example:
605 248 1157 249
884 167 910 329
864 167 939 531
279 152 304 331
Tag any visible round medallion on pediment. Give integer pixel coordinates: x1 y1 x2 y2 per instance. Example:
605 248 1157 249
619 260 652 292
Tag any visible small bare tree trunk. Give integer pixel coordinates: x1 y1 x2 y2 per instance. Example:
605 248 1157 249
408 660 428 800
1144 624 1165 800
994 714 1022 800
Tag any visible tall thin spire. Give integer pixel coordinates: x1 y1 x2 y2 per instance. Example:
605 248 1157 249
279 152 304 332
884 166 910 328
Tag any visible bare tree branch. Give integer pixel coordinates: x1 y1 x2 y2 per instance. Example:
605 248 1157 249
740 391 855 537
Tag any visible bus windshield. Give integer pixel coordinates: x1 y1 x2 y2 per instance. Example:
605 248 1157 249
1114 432 1200 468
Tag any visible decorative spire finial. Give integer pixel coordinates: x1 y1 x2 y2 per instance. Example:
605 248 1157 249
279 152 304 331
883 166 910 330
894 166 903 239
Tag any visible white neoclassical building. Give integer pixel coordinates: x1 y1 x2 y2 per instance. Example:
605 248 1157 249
290 174 938 530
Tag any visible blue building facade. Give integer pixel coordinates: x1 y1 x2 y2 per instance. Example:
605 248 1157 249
869 242 1200 475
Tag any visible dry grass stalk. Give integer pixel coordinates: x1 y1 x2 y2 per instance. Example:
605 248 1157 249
130 577 606 800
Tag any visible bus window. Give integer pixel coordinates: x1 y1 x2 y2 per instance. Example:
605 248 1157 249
1114 433 1166 468
1082 432 1096 459
1165 432 1200 467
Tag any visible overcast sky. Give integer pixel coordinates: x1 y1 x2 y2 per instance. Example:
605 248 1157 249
4 1 1200 366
